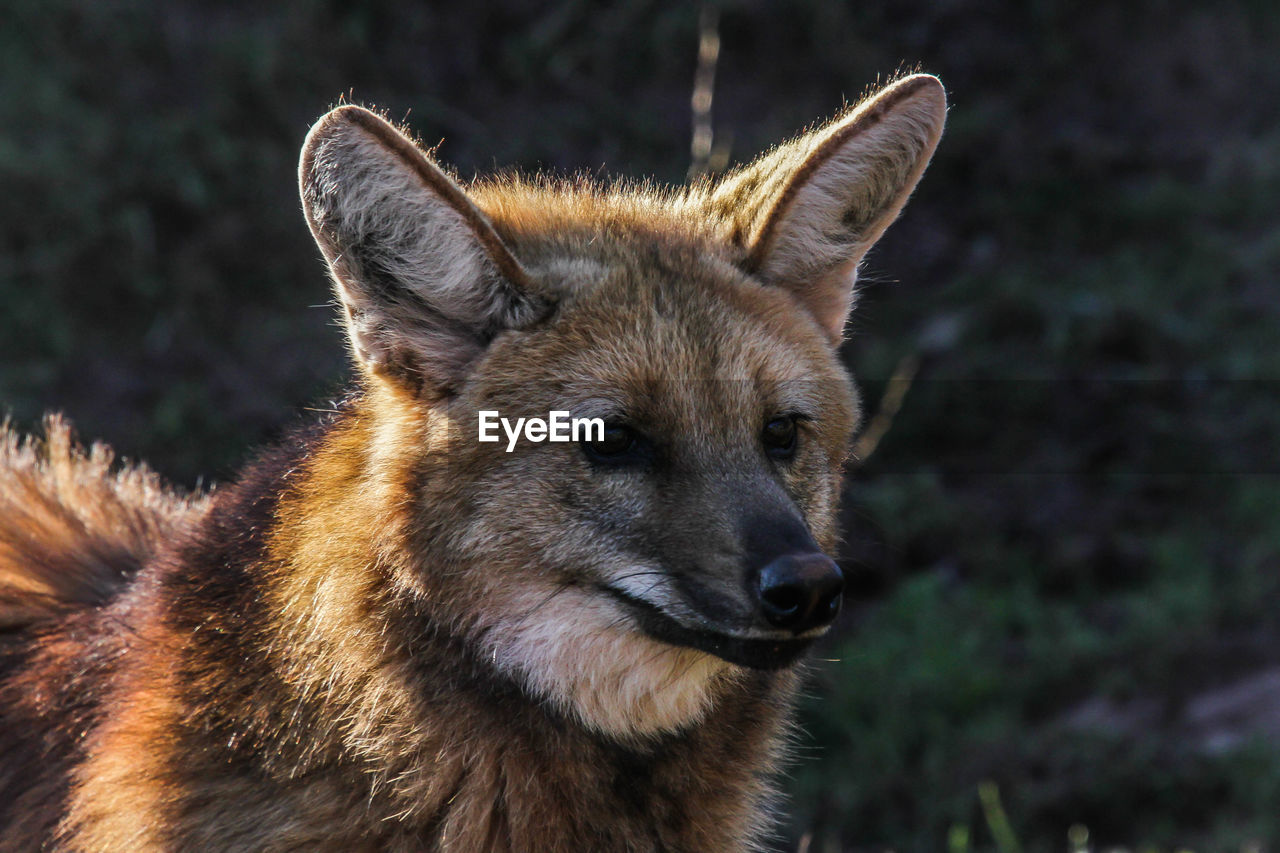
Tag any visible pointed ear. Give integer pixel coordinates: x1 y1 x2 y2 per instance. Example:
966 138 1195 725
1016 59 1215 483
704 74 946 343
299 105 548 396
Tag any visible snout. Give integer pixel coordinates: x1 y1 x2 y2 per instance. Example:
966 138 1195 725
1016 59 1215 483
606 505 846 670
756 553 843 634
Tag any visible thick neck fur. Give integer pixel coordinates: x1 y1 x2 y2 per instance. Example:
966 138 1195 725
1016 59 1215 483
38 386 796 852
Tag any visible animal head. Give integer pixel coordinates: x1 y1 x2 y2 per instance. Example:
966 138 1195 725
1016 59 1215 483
298 75 945 738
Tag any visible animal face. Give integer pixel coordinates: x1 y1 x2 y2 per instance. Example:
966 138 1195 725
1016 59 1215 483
445 242 858 666
298 75 945 737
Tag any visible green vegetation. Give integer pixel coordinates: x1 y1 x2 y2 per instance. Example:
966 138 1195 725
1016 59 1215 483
3 1 1278 849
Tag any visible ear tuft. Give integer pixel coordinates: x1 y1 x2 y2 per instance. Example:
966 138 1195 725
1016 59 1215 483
702 74 946 342
299 105 546 394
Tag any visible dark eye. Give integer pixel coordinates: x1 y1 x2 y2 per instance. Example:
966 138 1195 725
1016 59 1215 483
582 423 644 466
762 415 798 459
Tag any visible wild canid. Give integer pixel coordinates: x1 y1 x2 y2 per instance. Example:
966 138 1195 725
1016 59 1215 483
0 74 945 851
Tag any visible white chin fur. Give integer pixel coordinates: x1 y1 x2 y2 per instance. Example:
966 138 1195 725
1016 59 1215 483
480 589 736 740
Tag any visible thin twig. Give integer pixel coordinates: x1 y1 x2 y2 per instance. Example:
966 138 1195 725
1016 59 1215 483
852 353 920 463
688 6 721 180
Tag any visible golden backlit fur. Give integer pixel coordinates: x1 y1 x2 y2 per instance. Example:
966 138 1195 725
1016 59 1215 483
0 416 206 630
0 74 945 851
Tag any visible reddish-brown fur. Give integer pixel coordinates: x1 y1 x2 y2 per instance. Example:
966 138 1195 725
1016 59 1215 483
0 75 944 851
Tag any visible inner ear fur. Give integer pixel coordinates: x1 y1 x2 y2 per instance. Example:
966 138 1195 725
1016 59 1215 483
704 74 947 342
298 105 546 395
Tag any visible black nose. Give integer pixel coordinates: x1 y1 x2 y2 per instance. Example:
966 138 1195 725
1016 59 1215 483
756 553 844 633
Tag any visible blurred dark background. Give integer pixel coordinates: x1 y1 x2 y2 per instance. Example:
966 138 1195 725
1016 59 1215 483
3 1 1279 850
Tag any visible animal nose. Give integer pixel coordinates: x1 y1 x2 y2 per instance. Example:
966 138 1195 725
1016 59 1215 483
756 553 844 633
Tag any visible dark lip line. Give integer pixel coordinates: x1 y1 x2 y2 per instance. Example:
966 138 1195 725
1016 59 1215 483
597 583 815 671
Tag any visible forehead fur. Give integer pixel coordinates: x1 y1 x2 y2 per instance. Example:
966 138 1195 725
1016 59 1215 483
458 179 856 438
469 177 740 284
467 176 837 347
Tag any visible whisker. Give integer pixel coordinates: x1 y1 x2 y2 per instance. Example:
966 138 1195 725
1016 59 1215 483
504 581 576 633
